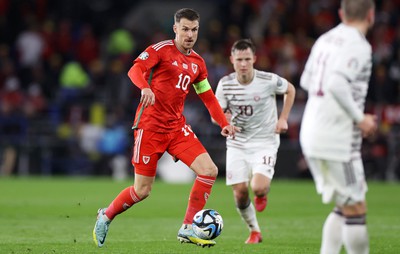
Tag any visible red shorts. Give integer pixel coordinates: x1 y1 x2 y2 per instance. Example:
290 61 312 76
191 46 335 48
132 125 207 177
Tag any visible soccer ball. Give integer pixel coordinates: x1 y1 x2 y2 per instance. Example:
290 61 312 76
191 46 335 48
192 209 223 240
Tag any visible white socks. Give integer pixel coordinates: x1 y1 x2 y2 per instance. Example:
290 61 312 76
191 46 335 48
237 202 260 232
321 210 344 254
343 216 369 254
321 210 369 254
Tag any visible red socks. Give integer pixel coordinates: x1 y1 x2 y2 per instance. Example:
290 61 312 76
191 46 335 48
104 175 215 223
105 186 141 220
183 175 216 224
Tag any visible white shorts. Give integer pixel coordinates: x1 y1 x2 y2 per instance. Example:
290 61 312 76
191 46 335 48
305 157 368 206
226 146 277 186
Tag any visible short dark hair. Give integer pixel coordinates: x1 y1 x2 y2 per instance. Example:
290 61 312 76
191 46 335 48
174 8 200 23
231 39 256 54
341 0 375 21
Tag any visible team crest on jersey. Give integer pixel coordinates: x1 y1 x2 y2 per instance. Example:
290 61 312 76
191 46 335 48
254 96 260 101
348 58 358 70
138 52 149 60
191 63 198 74
142 156 150 164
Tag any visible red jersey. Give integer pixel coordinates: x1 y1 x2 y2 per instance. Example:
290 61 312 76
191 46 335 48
132 40 208 132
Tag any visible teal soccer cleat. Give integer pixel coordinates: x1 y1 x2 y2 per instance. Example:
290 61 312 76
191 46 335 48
177 224 216 248
93 208 111 247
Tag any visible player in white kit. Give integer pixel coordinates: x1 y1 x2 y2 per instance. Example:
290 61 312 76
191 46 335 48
300 0 376 253
214 39 296 244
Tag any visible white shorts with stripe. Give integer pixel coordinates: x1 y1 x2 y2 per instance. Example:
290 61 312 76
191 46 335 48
226 146 277 186
305 157 368 206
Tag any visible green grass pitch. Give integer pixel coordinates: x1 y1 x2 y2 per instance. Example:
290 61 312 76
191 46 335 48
0 177 399 254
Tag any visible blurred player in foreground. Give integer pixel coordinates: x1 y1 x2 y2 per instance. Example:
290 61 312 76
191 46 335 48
300 0 377 253
93 8 239 248
214 39 295 244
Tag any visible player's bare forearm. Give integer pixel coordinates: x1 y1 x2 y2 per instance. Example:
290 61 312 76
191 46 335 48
275 118 288 134
280 83 296 121
276 83 295 134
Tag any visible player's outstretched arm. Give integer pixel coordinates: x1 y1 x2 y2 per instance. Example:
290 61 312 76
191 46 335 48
198 89 240 137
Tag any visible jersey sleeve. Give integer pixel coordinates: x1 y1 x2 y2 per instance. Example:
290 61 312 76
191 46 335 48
300 41 319 91
327 74 364 123
127 63 150 89
331 44 371 82
327 45 371 123
133 45 160 71
127 45 160 90
193 57 208 84
215 79 227 110
272 74 289 94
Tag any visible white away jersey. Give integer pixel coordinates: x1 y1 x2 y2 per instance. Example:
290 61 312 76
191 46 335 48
216 69 288 148
300 23 372 161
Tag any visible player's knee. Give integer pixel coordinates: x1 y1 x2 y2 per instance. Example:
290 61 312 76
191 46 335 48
191 153 218 177
210 165 218 177
341 201 367 216
234 189 249 207
235 190 248 200
200 164 218 177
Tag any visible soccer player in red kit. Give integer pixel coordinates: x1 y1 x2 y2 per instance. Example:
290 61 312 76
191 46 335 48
93 8 239 248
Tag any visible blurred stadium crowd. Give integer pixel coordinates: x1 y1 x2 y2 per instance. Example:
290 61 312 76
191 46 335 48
0 0 399 180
